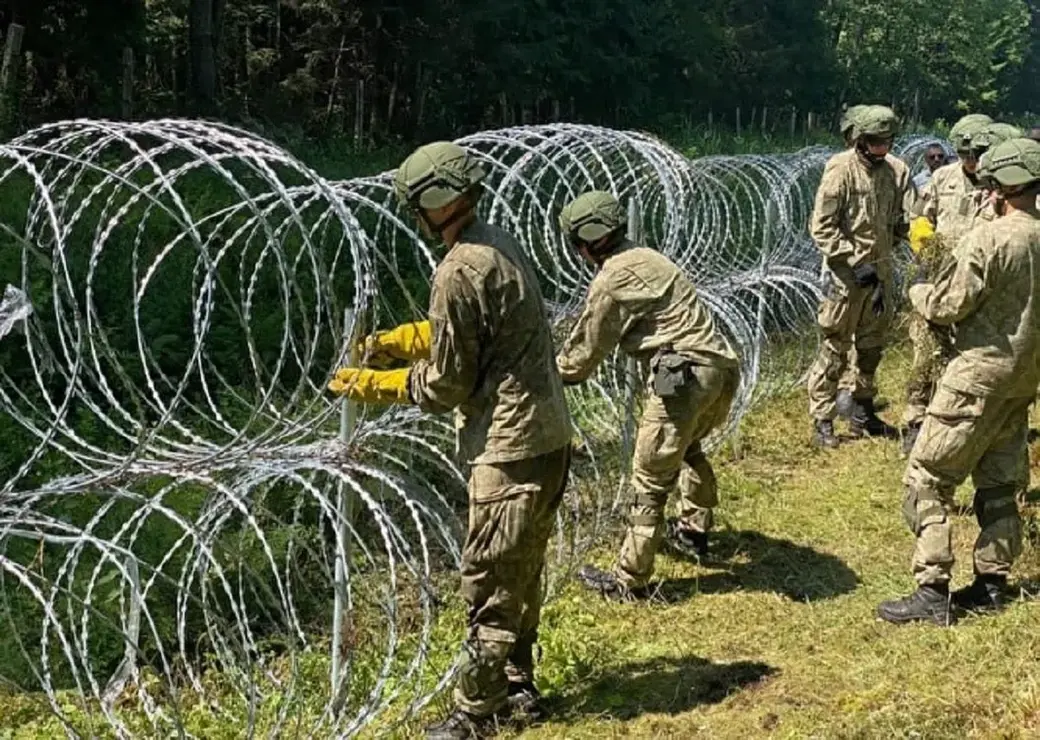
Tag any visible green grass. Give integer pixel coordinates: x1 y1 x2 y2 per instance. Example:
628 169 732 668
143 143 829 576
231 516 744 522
4 337 1039 738
400 336 1040 739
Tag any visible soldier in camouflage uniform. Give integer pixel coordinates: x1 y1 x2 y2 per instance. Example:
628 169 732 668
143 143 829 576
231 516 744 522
877 138 1040 626
900 118 1022 455
807 106 905 448
328 141 572 738
553 191 740 599
835 105 917 423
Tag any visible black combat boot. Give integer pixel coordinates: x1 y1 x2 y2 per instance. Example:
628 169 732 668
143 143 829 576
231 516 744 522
952 574 1008 614
506 681 545 723
666 519 708 559
876 584 956 626
812 419 840 449
576 564 649 602
425 709 497 739
901 420 922 456
848 398 900 439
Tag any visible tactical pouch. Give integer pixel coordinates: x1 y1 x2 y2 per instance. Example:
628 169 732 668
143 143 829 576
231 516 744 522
651 351 692 398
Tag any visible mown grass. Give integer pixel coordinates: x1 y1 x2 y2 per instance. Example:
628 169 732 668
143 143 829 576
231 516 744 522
400 336 1040 739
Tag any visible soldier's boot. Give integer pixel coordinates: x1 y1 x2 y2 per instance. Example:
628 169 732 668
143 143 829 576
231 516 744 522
506 681 545 722
836 389 855 420
576 564 649 602
876 584 956 626
666 519 708 559
425 709 499 739
848 398 900 440
952 574 1009 614
901 421 922 457
812 419 840 449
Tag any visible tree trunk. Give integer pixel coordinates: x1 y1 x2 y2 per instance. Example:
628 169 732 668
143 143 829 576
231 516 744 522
189 0 219 112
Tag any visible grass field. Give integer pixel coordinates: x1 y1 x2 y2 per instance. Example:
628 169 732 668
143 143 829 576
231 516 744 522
404 338 1040 739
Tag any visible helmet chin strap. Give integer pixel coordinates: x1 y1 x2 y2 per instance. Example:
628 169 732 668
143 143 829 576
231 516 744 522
577 229 625 259
415 191 478 240
856 141 885 167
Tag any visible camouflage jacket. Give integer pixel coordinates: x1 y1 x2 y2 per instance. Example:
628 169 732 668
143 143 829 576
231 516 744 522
556 240 739 383
917 161 994 244
908 209 1040 399
810 149 903 281
886 152 917 234
408 220 572 464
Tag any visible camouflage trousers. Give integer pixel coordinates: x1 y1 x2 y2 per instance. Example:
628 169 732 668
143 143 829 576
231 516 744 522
807 274 894 420
839 313 955 426
615 363 739 589
455 445 570 717
902 385 1029 586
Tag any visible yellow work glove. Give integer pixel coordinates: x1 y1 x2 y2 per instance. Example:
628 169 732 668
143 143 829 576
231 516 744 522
327 367 412 404
909 216 935 255
356 321 432 368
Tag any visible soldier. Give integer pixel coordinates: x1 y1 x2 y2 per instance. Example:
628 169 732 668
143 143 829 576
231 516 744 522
807 106 905 449
916 113 994 240
876 138 1040 626
835 106 917 423
901 119 1021 454
552 191 740 600
328 141 573 737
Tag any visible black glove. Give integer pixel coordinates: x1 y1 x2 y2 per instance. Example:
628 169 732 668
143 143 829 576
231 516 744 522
871 282 885 317
851 262 879 288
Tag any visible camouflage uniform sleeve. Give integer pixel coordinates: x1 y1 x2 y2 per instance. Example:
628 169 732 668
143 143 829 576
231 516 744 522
408 262 482 413
917 173 939 222
809 160 850 266
556 272 627 383
896 166 914 240
908 229 988 325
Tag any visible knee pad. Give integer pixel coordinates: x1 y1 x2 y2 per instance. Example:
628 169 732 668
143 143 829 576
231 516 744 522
974 485 1019 529
857 347 883 376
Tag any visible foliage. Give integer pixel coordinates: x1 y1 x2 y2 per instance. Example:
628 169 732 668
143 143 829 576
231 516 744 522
822 0 1034 119
0 0 1035 144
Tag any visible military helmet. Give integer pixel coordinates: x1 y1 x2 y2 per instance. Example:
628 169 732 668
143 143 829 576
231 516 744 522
949 113 994 152
978 138 1040 189
854 105 899 140
393 141 486 210
558 191 626 245
970 122 1023 155
840 105 869 140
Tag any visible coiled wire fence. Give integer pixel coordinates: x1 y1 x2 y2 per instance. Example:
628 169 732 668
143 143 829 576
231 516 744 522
0 120 945 737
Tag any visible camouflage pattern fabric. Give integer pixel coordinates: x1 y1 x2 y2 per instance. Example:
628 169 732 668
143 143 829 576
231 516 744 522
556 240 738 379
409 219 572 464
456 446 570 715
616 364 739 588
902 208 1040 586
806 148 903 420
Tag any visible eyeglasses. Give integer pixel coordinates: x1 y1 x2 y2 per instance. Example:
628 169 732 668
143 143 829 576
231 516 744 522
926 153 945 161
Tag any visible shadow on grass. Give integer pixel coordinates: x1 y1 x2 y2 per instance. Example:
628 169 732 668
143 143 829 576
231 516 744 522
550 654 776 721
659 529 859 602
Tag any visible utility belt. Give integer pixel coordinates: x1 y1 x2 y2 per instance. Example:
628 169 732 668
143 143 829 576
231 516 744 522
650 349 695 398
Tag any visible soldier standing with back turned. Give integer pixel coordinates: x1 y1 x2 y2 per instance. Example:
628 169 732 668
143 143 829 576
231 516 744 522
329 142 572 738
877 138 1040 626
552 191 740 600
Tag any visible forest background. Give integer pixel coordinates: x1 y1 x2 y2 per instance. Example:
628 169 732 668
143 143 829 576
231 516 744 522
1 0 1037 166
